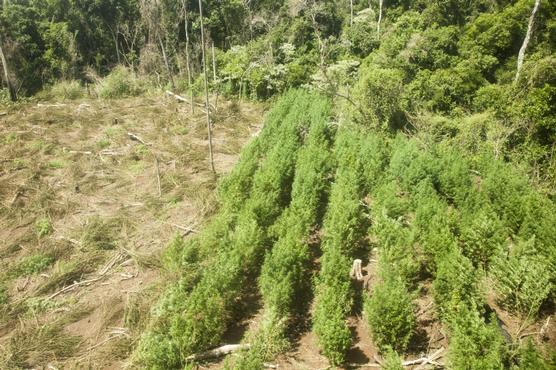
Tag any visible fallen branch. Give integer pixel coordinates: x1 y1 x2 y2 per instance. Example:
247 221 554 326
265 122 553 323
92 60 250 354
0 112 7 116
413 347 445 370
165 90 188 103
47 276 104 300
171 223 198 236
68 150 93 155
127 132 150 146
36 103 67 108
155 155 161 197
185 343 251 361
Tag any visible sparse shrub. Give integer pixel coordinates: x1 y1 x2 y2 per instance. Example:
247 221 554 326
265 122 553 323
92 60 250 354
432 250 483 318
381 347 404 370
459 209 506 270
371 214 419 284
97 66 146 99
491 250 552 318
514 339 552 370
96 138 110 149
81 216 119 250
35 217 53 238
447 306 506 370
49 80 83 100
9 253 55 277
364 274 416 353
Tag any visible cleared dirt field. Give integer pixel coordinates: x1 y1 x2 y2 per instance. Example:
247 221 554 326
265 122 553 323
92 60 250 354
0 97 264 369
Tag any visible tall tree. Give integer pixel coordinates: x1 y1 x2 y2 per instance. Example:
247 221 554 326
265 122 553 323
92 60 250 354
199 0 215 173
515 0 541 82
182 0 194 111
0 32 15 101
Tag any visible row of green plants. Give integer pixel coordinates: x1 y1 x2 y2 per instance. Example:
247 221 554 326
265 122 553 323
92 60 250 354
311 127 381 365
230 95 334 369
134 90 330 369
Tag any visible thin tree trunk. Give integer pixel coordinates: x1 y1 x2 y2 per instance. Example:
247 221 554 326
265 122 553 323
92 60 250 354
0 34 16 102
199 0 215 174
183 0 194 112
211 41 219 111
350 0 354 27
377 0 383 40
515 0 541 82
158 34 175 90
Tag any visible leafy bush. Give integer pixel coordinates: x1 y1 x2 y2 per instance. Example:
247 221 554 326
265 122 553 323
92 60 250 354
448 306 506 370
432 250 483 318
9 253 55 277
353 66 405 129
364 274 416 353
381 347 404 370
459 209 506 270
491 250 552 318
97 66 146 99
35 217 53 238
515 339 553 370
49 80 84 100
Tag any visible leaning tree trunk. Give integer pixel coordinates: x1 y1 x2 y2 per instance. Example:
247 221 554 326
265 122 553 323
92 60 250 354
199 0 215 174
0 34 16 102
515 0 541 82
158 35 175 90
377 0 383 40
183 0 194 112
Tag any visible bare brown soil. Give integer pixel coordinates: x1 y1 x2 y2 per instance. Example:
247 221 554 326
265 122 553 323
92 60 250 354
0 96 264 369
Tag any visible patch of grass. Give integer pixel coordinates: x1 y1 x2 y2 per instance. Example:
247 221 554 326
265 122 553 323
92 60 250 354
36 252 105 295
48 159 66 169
0 323 80 369
96 138 111 149
3 132 17 144
128 160 145 174
97 65 146 99
49 80 84 100
103 126 125 139
35 217 54 238
9 253 55 277
24 297 62 317
0 285 7 306
81 216 119 250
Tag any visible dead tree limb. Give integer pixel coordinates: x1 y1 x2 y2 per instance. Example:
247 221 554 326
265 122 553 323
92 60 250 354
515 0 541 82
185 344 251 361
127 132 150 146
